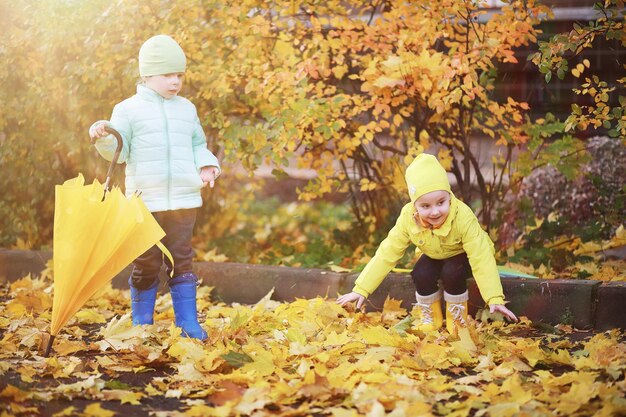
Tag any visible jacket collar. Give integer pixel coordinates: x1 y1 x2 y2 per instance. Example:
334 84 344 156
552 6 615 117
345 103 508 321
411 195 459 237
136 84 166 102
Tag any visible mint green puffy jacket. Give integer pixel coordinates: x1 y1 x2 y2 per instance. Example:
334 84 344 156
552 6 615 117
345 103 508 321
92 85 220 212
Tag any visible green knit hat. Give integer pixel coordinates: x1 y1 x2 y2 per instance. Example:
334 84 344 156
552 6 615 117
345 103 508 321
138 35 186 77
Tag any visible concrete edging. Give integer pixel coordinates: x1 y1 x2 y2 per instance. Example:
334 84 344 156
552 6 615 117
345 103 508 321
0 249 623 329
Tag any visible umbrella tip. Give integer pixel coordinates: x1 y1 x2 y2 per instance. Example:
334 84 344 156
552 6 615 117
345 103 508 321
42 333 55 357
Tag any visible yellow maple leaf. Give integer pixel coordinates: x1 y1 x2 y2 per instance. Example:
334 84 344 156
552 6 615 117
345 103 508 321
328 407 360 417
322 331 352 347
200 248 229 263
298 372 332 398
418 343 453 369
18 291 53 314
172 362 204 380
521 342 545 367
51 406 76 417
456 326 478 353
186 404 233 417
328 264 352 273
476 402 520 417
11 238 32 250
289 342 317 356
53 339 86 356
241 343 275 377
573 241 603 256
501 373 533 405
556 379 599 414
82 403 115 417
102 389 144 405
233 387 270 415
97 314 149 351
492 357 532 378
451 327 478 364
0 384 30 402
168 337 206 363
549 349 573 366
381 297 406 321
199 349 226 373
5 300 27 318
75 309 107 324
358 326 400 347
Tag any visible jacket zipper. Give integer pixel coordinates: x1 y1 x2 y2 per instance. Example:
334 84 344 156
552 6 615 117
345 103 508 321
159 98 171 210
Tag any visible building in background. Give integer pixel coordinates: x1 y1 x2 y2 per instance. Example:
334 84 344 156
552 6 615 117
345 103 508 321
489 0 625 135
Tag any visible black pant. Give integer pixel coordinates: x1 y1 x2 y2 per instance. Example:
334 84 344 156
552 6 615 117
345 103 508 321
130 208 197 290
411 252 471 296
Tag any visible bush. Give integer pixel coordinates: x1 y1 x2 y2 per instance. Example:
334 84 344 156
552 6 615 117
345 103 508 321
521 137 624 238
506 137 625 271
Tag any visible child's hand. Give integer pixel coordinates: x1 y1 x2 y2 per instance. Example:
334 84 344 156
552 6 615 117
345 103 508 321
490 304 518 322
200 166 219 188
89 122 109 141
336 291 366 310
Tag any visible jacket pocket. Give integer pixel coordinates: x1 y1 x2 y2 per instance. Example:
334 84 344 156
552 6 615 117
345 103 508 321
191 172 204 189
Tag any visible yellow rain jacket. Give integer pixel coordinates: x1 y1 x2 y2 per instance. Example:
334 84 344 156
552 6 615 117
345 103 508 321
353 154 505 306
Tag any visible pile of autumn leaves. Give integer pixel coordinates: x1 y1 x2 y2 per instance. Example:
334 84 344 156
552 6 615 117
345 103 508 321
1 276 625 417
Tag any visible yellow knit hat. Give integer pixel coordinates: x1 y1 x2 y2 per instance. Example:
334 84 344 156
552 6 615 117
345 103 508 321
138 35 186 77
405 153 452 203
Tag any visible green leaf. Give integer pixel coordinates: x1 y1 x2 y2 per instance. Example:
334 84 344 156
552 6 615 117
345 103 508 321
104 380 134 390
230 312 250 330
221 351 254 368
392 315 413 336
545 72 552 83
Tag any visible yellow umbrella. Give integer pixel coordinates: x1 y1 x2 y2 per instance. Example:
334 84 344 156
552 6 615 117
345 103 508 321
45 128 169 356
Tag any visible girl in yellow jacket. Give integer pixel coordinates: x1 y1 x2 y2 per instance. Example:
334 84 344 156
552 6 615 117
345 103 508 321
337 154 518 333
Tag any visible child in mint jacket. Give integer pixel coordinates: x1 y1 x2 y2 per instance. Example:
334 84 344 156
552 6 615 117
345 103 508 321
89 35 220 340
337 154 517 333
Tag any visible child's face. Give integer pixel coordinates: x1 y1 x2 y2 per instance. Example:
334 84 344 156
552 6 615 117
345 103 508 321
414 190 451 228
143 73 184 99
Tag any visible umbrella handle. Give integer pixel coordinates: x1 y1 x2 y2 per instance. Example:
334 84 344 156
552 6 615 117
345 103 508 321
101 126 124 193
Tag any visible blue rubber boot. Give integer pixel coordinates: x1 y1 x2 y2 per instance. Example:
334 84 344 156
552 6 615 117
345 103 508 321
169 273 207 340
129 278 158 325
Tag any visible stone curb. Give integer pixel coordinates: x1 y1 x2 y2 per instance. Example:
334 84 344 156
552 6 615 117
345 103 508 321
0 249 623 329
593 281 626 331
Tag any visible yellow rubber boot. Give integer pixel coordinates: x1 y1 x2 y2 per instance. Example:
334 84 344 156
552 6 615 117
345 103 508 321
444 290 469 334
413 290 443 332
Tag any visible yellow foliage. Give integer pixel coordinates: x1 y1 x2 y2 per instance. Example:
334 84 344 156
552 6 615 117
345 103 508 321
1 275 626 415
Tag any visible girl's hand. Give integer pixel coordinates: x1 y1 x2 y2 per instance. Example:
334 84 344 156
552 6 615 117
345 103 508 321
490 303 518 322
336 291 366 310
200 166 219 188
89 122 108 141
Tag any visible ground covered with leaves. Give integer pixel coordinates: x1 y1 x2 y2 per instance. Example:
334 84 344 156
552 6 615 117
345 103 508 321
1 277 625 417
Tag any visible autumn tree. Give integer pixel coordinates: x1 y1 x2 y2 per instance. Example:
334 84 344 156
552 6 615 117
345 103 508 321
196 0 552 232
2 0 589 254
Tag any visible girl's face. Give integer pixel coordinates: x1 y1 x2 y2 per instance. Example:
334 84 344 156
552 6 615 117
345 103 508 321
143 73 184 99
414 190 451 228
